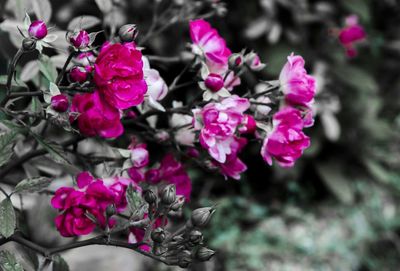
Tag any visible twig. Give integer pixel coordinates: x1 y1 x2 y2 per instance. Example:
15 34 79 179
55 51 75 85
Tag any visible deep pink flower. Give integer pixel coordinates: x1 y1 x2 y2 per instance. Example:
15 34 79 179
193 95 250 163
338 15 366 57
205 73 224 92
71 91 123 138
261 107 310 167
239 114 257 134
55 207 96 237
279 53 316 108
51 94 69 113
28 20 47 39
69 30 90 49
94 42 147 109
69 66 88 83
190 19 231 74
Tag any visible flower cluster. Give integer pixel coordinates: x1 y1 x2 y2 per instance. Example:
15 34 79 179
338 15 366 58
51 172 136 237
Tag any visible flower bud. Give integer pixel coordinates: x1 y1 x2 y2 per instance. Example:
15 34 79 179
28 20 47 39
161 184 176 205
239 114 257 134
204 73 224 92
195 246 215 261
119 24 139 42
143 189 157 204
191 207 215 228
22 38 36 51
170 196 185 211
69 66 88 83
178 250 192 268
245 52 266 71
51 94 69 113
229 53 243 69
188 230 203 244
151 227 166 243
69 30 90 49
106 204 116 217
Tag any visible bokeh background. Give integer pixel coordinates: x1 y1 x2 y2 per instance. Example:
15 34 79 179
1 0 400 270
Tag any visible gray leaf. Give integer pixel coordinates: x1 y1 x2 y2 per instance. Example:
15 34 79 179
0 198 16 238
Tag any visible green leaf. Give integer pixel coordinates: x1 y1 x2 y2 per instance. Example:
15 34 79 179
52 255 69 271
32 0 52 23
31 133 70 165
13 177 51 194
67 16 101 31
126 184 142 214
19 247 39 271
39 55 57 83
0 131 16 168
316 163 354 204
0 198 16 238
332 64 378 94
0 251 24 271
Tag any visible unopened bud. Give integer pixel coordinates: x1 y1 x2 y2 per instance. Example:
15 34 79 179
204 73 224 92
188 230 203 245
143 189 157 204
22 38 36 51
161 184 176 205
195 246 215 261
51 94 69 113
69 66 88 83
68 30 90 49
28 20 47 39
170 196 185 211
191 207 215 228
229 53 243 69
106 204 116 217
119 24 138 42
151 227 166 243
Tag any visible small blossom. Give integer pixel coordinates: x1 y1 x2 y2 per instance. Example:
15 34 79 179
51 94 69 113
28 20 47 39
131 146 149 168
204 73 224 92
69 66 88 83
338 15 366 58
69 30 90 49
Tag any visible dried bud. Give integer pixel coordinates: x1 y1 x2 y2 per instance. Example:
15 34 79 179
28 20 47 39
151 227 166 243
204 73 224 92
161 184 176 205
143 189 157 204
170 196 185 211
106 204 116 217
22 38 36 51
119 24 138 42
68 30 90 49
69 66 88 83
191 207 215 228
229 53 243 69
188 230 203 245
195 246 215 261
51 94 69 113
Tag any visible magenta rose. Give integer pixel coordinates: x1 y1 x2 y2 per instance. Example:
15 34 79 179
94 42 147 109
71 91 123 138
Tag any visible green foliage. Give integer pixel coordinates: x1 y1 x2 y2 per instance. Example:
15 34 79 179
0 251 24 271
0 131 16 168
13 177 51 194
0 198 16 238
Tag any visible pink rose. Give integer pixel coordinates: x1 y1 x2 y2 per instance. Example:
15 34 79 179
71 91 124 138
261 107 310 167
338 15 366 58
279 53 316 108
190 19 231 74
69 30 90 49
94 42 147 109
55 207 96 237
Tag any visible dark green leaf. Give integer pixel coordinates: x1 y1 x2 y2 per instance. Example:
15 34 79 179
0 131 16 168
0 251 24 271
31 133 71 165
52 255 69 271
13 177 51 194
0 198 16 238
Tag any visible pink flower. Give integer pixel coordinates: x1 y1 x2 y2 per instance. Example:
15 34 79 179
190 19 231 74
239 114 257 134
69 30 90 49
279 53 316 108
94 42 147 109
28 20 47 39
193 95 250 163
338 15 366 57
205 73 224 92
261 107 310 167
71 91 123 138
69 66 88 83
55 207 96 237
142 56 168 111
131 146 149 168
51 94 69 113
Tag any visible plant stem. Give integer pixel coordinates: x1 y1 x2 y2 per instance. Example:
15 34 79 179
55 51 75 85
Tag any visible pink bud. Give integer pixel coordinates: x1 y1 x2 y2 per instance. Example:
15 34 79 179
239 114 257 134
186 147 200 158
69 30 90 49
51 94 69 112
204 73 224 92
69 66 88 83
28 20 47 40
131 147 149 168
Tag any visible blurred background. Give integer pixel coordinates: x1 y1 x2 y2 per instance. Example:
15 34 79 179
1 0 400 270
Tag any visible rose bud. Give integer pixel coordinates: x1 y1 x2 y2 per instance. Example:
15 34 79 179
161 184 176 205
170 196 185 211
22 38 36 51
239 114 257 134
106 205 116 217
143 189 157 204
151 227 166 243
51 94 69 113
188 230 203 245
28 20 47 39
245 52 266 71
194 246 215 261
191 207 215 228
229 53 243 69
118 24 138 42
69 66 88 83
204 73 224 92
69 30 90 49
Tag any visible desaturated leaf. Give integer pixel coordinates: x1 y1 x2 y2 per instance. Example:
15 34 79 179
13 177 51 194
11 0 28 21
244 18 268 39
43 34 58 43
20 60 40 82
126 184 142 214
0 251 24 271
320 112 341 142
67 16 102 31
333 64 378 94
52 255 69 271
49 82 61 96
0 131 17 168
0 76 27 89
39 55 57 83
19 247 39 271
32 0 52 22
341 0 370 22
95 0 113 13
31 133 71 165
0 198 16 238
51 54 70 69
